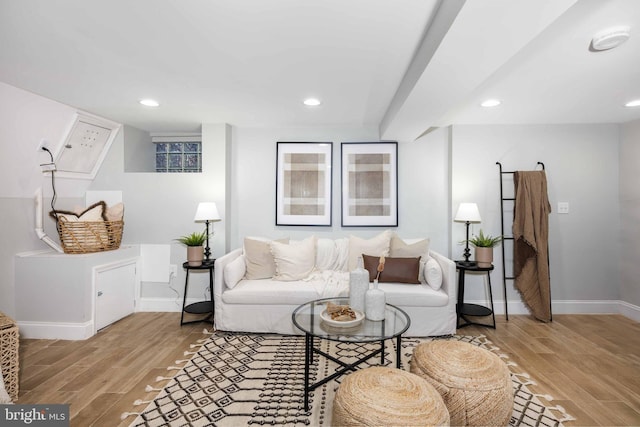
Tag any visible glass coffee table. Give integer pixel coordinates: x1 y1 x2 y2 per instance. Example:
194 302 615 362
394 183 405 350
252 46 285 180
292 297 411 411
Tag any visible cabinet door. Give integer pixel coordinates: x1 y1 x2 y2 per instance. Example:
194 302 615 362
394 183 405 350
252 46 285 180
95 261 136 330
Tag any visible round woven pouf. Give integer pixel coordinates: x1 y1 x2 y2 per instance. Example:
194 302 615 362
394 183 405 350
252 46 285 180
332 366 450 426
410 340 513 426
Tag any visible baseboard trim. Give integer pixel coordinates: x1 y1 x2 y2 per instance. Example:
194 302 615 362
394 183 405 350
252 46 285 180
136 297 204 313
470 299 640 320
619 301 640 322
17 320 94 340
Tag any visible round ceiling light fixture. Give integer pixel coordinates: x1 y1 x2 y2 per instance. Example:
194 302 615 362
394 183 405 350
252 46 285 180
303 98 321 107
140 99 160 107
591 26 631 51
625 99 640 107
480 99 501 107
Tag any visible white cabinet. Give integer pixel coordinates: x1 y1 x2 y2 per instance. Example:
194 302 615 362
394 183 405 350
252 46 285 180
94 259 137 331
14 246 139 339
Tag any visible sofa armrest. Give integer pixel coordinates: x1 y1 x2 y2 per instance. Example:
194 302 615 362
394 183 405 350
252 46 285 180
214 248 243 300
428 250 457 305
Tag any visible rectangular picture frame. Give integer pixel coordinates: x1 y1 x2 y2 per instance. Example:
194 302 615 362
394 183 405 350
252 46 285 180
276 142 333 226
341 142 398 227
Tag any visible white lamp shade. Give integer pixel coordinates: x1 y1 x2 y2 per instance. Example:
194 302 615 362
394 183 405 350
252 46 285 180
454 203 481 223
194 202 221 222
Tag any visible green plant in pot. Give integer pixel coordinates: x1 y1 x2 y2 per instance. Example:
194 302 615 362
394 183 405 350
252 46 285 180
467 230 502 267
176 231 207 266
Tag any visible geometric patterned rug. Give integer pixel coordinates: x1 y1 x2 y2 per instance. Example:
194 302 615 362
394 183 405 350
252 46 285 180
123 332 575 426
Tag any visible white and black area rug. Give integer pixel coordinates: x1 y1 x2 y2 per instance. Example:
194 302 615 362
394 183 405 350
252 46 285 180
124 332 575 426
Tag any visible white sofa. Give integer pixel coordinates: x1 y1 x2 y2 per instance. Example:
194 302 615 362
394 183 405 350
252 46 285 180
213 232 457 337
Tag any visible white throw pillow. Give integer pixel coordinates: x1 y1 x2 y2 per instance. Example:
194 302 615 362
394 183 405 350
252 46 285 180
224 255 246 289
424 256 443 291
347 230 392 271
271 236 317 281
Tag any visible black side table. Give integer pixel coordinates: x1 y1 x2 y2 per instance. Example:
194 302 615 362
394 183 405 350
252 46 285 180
456 261 496 329
181 260 215 326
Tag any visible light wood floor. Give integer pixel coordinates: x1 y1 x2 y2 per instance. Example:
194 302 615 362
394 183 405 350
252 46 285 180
15 313 640 426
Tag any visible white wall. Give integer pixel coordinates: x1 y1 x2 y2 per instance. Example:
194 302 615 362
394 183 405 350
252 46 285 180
620 119 640 311
451 124 621 314
229 126 451 254
123 125 154 172
0 83 93 316
89 122 229 307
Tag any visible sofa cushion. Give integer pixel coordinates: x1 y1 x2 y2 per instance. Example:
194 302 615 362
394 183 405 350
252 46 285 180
271 236 316 281
222 279 320 305
244 237 289 279
362 255 421 284
348 230 392 271
224 255 246 289
378 282 449 307
424 256 443 291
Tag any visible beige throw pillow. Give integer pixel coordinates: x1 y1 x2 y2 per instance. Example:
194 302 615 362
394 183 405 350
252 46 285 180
390 235 430 258
271 236 317 281
244 237 289 279
347 230 392 271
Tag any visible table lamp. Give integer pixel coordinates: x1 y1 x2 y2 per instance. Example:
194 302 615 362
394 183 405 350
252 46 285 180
454 203 481 266
194 202 221 264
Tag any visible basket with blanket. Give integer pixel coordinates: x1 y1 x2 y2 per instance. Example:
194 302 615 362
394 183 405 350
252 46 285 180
49 201 124 254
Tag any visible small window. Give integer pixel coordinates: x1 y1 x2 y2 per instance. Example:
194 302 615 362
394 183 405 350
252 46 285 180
155 142 202 173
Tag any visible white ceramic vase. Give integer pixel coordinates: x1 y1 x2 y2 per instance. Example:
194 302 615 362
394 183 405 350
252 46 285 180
365 279 386 321
349 256 369 313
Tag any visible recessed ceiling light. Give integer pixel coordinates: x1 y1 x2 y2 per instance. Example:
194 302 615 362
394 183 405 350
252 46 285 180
591 26 631 51
481 99 501 107
303 98 321 107
625 99 640 107
140 99 159 107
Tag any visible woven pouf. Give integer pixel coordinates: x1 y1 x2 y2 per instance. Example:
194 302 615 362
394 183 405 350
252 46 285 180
410 340 513 427
332 366 450 426
0 312 19 401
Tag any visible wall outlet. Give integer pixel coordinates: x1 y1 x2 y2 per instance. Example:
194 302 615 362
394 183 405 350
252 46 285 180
37 139 50 152
169 264 178 278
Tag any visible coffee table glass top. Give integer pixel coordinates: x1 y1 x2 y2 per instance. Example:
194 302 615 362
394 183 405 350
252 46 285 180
292 297 410 343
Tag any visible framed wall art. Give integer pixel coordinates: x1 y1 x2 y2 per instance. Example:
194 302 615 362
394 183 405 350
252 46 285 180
341 142 398 227
276 142 333 226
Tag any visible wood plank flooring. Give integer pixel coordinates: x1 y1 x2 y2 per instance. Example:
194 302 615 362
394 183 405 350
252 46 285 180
15 313 640 426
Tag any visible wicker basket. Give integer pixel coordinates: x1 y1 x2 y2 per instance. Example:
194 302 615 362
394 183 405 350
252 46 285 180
0 313 19 401
57 218 124 254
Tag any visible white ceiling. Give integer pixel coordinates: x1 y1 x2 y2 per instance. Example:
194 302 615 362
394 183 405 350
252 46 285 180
1 0 639 141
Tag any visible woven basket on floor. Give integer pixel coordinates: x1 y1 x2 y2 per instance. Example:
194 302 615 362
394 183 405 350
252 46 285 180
410 340 513 427
0 313 19 401
332 366 450 426
57 219 123 254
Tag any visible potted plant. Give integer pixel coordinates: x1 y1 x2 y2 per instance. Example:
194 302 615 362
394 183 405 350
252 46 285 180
176 231 207 266
467 230 502 267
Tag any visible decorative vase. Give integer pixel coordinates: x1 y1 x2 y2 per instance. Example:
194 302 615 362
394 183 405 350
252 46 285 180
349 256 369 312
475 247 493 268
187 246 204 266
365 279 386 321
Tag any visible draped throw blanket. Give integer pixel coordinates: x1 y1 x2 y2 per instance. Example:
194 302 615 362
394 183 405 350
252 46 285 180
513 170 552 322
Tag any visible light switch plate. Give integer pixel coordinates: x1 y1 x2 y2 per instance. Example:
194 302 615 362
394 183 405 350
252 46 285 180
557 202 569 214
